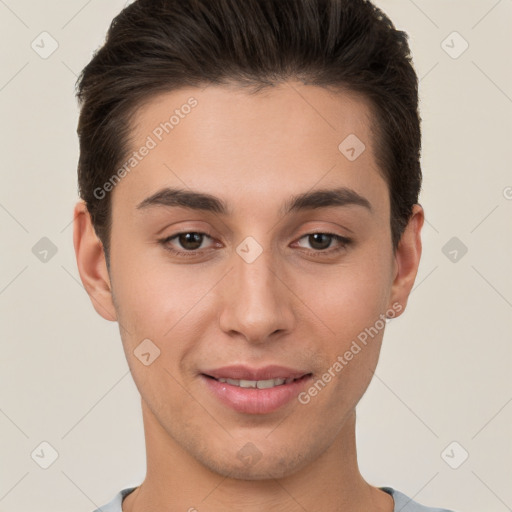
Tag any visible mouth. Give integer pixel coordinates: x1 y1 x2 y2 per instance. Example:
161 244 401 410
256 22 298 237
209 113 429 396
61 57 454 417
199 366 313 414
202 374 311 389
203 373 312 389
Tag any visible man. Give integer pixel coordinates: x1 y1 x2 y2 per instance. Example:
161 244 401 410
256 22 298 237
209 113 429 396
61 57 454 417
73 0 456 510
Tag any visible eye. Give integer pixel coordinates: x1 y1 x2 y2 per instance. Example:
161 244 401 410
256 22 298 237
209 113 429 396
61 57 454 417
158 231 352 258
159 231 216 257
294 232 352 256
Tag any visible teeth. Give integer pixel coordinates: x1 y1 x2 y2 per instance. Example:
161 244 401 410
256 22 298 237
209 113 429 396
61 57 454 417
256 378 286 389
217 377 288 388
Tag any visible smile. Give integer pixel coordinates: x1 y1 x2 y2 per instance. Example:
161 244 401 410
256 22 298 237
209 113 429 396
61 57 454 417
201 369 313 414
214 377 298 388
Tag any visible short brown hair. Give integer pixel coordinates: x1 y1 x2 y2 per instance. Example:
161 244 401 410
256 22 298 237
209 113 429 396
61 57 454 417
76 0 422 262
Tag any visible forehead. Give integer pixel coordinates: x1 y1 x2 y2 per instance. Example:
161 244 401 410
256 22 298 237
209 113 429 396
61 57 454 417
112 82 388 218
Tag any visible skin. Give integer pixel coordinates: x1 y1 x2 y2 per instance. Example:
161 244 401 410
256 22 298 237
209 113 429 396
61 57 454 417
73 81 423 512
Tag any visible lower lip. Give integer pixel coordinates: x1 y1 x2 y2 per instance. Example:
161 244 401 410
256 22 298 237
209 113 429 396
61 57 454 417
201 374 312 414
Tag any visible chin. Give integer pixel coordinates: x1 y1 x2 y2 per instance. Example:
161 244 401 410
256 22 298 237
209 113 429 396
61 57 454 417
196 444 311 481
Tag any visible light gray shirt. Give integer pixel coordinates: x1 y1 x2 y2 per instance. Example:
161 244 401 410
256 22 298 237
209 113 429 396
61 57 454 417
92 486 457 511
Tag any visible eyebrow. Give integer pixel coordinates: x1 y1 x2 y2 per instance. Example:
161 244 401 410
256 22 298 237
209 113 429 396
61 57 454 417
136 186 373 216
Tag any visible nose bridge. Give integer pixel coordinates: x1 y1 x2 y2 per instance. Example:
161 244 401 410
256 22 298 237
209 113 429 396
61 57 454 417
219 240 293 342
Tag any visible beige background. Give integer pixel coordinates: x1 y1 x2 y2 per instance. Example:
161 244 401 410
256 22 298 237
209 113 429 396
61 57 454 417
1 1 511 511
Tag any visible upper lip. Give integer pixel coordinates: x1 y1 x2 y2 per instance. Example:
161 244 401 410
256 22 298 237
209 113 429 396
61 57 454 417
202 365 311 381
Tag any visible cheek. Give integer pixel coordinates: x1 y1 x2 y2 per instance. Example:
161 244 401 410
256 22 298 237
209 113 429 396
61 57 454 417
110 258 213 411
292 249 392 405
297 252 392 337
110 245 208 337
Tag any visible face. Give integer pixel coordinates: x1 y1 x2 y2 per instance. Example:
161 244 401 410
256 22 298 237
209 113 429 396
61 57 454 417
76 82 422 480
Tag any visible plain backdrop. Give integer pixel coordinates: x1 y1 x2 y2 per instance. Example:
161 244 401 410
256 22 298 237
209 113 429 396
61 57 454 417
0 1 511 511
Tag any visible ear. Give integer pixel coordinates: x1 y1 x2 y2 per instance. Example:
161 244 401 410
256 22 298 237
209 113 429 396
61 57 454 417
388 204 424 317
73 200 117 322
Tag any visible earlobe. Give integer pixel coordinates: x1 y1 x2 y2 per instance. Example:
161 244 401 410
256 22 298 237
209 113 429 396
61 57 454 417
73 200 117 322
389 204 424 316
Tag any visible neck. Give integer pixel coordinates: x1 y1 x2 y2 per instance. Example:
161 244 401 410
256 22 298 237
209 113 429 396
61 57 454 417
122 401 394 512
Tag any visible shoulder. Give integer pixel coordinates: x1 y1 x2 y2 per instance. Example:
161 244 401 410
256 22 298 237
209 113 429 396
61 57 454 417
380 486 458 512
90 487 137 512
93 486 458 512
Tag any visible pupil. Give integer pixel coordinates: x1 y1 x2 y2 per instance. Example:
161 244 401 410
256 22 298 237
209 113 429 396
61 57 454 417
180 233 202 250
310 233 331 250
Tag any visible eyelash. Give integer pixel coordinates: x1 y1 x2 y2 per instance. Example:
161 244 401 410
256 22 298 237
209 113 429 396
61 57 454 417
158 231 352 258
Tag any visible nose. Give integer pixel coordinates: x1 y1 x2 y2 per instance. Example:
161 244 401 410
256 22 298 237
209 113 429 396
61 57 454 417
218 243 295 345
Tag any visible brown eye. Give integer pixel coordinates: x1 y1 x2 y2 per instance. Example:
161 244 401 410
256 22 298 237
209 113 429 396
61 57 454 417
176 232 204 250
307 233 334 251
296 233 351 254
159 231 215 256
